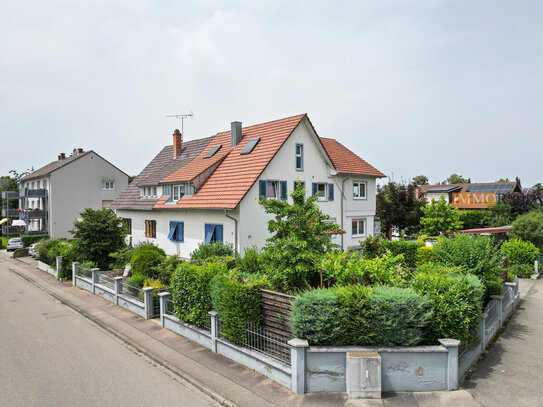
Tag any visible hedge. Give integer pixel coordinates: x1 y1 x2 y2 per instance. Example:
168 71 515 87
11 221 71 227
130 245 166 280
170 261 227 327
415 246 435 266
409 269 484 346
210 272 269 344
21 234 49 246
507 264 534 279
500 238 540 266
190 241 234 262
335 285 373 345
381 239 423 268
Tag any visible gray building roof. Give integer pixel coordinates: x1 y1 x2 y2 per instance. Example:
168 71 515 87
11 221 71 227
110 136 213 210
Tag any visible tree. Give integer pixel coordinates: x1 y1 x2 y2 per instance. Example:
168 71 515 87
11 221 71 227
511 210 543 251
442 174 470 184
258 182 340 293
0 176 19 216
376 182 424 237
496 178 510 183
412 175 429 186
420 196 463 235
71 208 126 270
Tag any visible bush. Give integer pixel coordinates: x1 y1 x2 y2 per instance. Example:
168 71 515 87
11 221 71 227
210 271 269 344
130 245 166 280
37 238 77 279
143 278 167 290
157 255 183 285
235 246 262 274
415 246 435 266
409 269 484 346
289 289 342 345
507 264 534 278
335 285 373 345
21 234 49 247
486 276 504 296
458 210 490 230
381 239 423 268
127 273 146 288
171 261 227 327
190 241 234 262
367 286 433 346
501 238 540 266
109 246 136 270
512 210 543 251
360 236 384 259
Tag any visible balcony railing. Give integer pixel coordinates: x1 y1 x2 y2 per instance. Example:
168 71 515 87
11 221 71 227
1 209 20 217
1 189 47 199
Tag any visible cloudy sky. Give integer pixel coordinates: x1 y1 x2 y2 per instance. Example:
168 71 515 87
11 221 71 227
1 0 541 186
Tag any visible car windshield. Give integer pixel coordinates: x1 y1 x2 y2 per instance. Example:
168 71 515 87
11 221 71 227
9 239 22 243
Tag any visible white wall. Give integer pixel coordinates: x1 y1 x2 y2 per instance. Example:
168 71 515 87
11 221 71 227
50 153 128 238
425 193 449 204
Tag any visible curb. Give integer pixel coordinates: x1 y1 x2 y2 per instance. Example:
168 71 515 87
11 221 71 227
8 261 238 407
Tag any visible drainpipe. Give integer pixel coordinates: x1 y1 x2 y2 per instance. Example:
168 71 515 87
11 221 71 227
224 210 238 255
340 176 347 251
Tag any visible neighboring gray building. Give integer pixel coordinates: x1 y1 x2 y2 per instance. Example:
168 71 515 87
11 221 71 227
11 149 129 238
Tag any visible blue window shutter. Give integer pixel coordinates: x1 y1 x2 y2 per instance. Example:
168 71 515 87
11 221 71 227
215 225 223 242
178 222 184 242
280 181 287 200
259 180 267 200
328 183 334 201
205 224 214 243
312 183 318 196
167 222 177 240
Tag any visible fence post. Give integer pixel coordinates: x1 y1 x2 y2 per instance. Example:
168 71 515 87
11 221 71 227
143 287 154 320
159 292 171 327
91 268 100 294
114 277 123 306
55 256 62 279
288 338 309 395
480 313 487 350
72 262 79 286
491 295 503 328
439 339 460 390
209 311 218 353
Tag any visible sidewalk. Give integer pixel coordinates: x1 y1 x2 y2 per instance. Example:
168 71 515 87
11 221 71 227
3 251 530 407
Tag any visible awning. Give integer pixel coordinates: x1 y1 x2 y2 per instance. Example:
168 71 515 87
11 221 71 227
12 219 27 227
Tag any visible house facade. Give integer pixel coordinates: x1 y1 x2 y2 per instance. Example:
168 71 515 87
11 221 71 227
112 114 384 258
11 150 129 238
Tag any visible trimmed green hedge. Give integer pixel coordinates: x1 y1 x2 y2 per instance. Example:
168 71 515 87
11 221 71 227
415 246 435 266
190 241 234 262
507 264 534 278
335 285 373 345
130 245 166 280
501 238 540 266
21 234 49 246
381 239 423 268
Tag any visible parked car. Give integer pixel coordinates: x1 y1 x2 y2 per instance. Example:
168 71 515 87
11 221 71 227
28 242 40 258
6 238 25 252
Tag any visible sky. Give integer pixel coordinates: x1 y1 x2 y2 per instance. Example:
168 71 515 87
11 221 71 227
1 0 541 186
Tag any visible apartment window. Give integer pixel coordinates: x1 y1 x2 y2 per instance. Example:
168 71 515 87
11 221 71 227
294 180 306 191
43 180 47 189
205 224 223 243
145 220 156 238
312 182 334 201
295 144 304 170
122 218 132 235
31 181 35 189
102 180 114 190
351 218 366 237
353 181 367 199
168 221 184 242
259 180 287 200
37 181 41 188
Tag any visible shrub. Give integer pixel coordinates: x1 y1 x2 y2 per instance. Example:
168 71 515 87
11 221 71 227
381 239 423 268
511 210 543 251
235 246 262 274
360 235 384 259
409 270 484 346
500 238 540 266
507 264 534 278
130 245 166 280
415 246 435 266
486 276 504 296
420 196 463 235
109 246 137 270
190 241 234 262
127 273 146 288
458 210 490 230
143 278 167 290
334 285 373 345
210 271 269 344
367 286 433 346
171 261 227 327
157 255 183 285
37 238 76 279
289 289 342 345
21 234 49 247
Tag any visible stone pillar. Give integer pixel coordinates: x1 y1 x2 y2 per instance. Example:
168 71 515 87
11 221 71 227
114 276 123 306
535 260 539 278
480 313 487 351
55 256 62 279
72 262 79 286
439 339 460 390
159 292 171 327
288 338 309 395
91 268 100 294
143 287 154 320
209 311 218 352
491 295 503 327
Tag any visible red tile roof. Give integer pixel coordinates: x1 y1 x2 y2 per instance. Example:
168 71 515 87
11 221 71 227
320 138 385 177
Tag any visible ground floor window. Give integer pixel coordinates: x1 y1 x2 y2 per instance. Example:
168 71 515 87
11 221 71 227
122 218 132 235
205 224 223 243
351 218 366 237
145 220 156 238
168 221 184 242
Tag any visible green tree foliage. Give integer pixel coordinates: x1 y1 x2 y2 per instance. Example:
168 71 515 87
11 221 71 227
420 196 463 235
501 238 540 266
380 239 423 268
511 210 543 251
376 182 424 236
130 245 167 280
458 210 491 230
442 174 470 184
412 175 429 186
0 176 19 213
258 183 340 293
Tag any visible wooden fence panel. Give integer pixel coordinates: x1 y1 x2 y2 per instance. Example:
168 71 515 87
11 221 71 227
260 289 295 340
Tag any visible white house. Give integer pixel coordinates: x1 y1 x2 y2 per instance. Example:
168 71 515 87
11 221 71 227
111 114 385 258
14 149 129 238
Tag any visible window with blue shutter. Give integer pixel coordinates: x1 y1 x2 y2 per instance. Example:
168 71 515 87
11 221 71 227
168 222 184 242
280 181 287 200
259 180 267 200
204 224 223 243
328 183 334 201
312 183 318 196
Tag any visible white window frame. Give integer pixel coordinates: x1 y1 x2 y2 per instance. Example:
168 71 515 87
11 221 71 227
295 143 304 171
353 181 367 200
351 218 366 238
316 183 327 202
266 180 279 199
102 180 114 190
43 180 47 189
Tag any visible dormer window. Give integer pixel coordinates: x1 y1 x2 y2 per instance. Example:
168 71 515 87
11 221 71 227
140 186 159 199
163 183 194 203
173 184 185 201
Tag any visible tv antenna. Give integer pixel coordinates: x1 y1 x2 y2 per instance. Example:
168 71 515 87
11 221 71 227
166 112 194 136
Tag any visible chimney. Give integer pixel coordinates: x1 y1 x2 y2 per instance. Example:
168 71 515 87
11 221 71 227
77 148 83 154
231 121 242 148
58 155 61 161
59 153 66 160
173 129 182 158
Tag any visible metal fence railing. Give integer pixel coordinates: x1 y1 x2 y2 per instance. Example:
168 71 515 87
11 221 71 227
97 272 115 290
502 287 513 311
120 281 144 303
165 298 175 316
163 298 211 332
75 264 92 278
152 288 170 318
219 320 291 366
485 300 498 330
